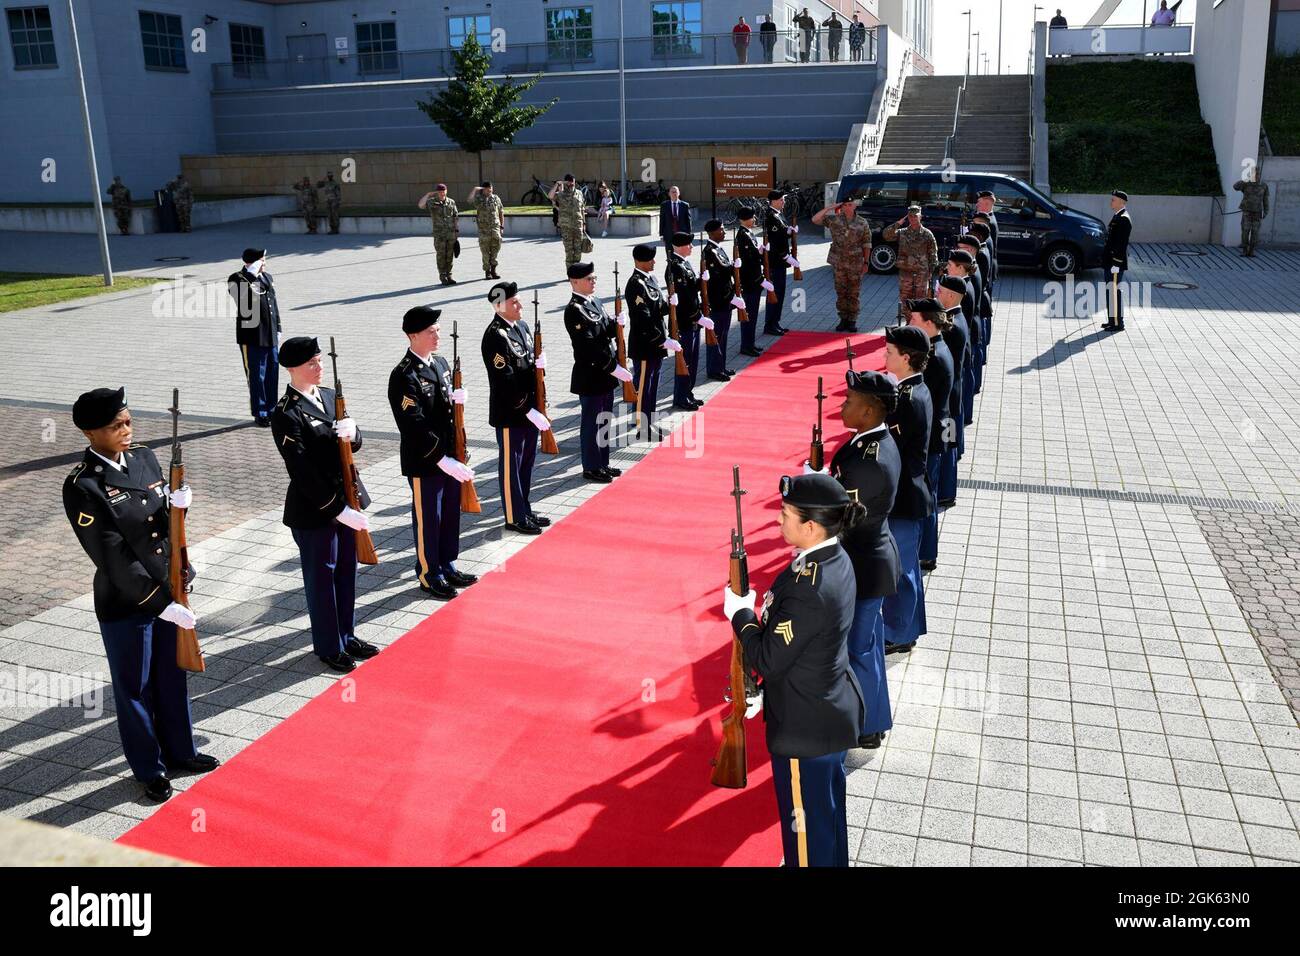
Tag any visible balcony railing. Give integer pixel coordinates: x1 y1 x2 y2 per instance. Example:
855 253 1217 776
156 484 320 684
212 29 877 91
1046 22 1193 57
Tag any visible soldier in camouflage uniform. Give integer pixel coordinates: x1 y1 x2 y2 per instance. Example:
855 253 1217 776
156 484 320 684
813 198 873 332
167 173 193 233
468 181 504 279
549 173 590 269
316 171 342 235
882 204 938 325
1233 169 1270 257
293 177 319 234
106 176 132 236
417 182 460 284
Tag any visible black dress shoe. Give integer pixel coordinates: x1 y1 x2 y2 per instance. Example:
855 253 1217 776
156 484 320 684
167 753 220 774
920 559 937 572
505 520 541 535
1100 322 1115 331
528 514 551 527
857 732 885 749
602 466 622 477
672 402 697 412
320 653 357 673
884 642 914 656
144 776 173 802
345 637 381 659
254 418 272 428
739 347 761 357
707 373 730 382
583 469 613 483
419 577 459 599
763 326 785 336
938 498 956 509
444 569 478 588
724 368 737 376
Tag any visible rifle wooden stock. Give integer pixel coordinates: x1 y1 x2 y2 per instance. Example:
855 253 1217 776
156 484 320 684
328 339 379 565
711 466 749 789
791 224 802 281
732 232 749 323
451 326 481 513
167 389 204 673
698 239 718 347
761 245 777 304
533 311 560 455
613 265 637 404
666 273 689 377
846 337 856 372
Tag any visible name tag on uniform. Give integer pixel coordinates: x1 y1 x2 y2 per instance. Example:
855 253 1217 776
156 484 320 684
109 492 129 504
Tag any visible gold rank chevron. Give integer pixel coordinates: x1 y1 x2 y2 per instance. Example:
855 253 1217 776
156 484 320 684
775 620 795 645
401 395 417 411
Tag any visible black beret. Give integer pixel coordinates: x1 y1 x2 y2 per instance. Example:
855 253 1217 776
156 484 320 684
72 386 127 430
977 189 995 199
767 189 783 200
969 221 991 238
402 305 441 334
632 243 657 262
480 180 492 188
563 173 575 182
1112 189 1128 201
671 231 692 246
487 280 518 304
846 370 898 412
956 233 981 248
884 325 930 355
948 249 974 264
738 208 757 222
906 297 947 318
704 218 723 232
242 248 265 264
779 473 850 509
972 210 991 221
278 336 320 368
567 262 595 279
938 275 967 295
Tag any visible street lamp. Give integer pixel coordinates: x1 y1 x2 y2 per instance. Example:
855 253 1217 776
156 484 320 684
973 31 980 76
963 10 971 77
617 0 627 205
997 0 1003 74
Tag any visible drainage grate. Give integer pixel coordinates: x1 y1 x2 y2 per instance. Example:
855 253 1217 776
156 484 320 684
1155 281 1198 290
1168 249 1207 257
957 478 1297 514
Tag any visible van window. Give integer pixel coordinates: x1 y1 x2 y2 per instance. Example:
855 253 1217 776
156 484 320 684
846 179 908 206
912 180 970 212
989 187 1039 216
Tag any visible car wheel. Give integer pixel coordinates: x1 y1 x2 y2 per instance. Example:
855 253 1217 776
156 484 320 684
1043 245 1079 279
870 244 898 274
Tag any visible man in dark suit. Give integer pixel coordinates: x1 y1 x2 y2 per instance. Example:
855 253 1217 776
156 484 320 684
228 248 282 426
564 261 634 482
659 185 692 250
1102 189 1132 332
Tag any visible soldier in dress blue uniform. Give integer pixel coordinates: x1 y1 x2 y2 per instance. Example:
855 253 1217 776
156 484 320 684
762 190 794 337
1101 189 1132 332
880 326 933 654
63 387 220 802
956 235 991 375
910 300 955 573
227 248 281 427
625 243 683 440
270 336 381 673
734 209 765 357
700 218 741 381
482 281 552 535
972 211 998 288
936 277 970 508
666 231 705 411
974 189 999 278
388 306 477 601
721 473 866 867
948 249 982 407
825 371 901 748
564 261 634 482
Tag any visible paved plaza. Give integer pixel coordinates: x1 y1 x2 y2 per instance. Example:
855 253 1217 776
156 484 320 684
1 221 1298 865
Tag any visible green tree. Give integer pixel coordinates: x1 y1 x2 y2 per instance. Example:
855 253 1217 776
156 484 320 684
416 35 557 185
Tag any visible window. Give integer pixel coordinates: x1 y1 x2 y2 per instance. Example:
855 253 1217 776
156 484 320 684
912 180 970 212
846 179 909 209
7 5 55 68
448 14 490 50
546 6 592 61
228 22 265 78
651 2 701 57
356 20 397 74
139 10 185 71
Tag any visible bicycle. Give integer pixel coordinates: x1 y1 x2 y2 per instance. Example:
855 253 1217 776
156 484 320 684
719 195 763 228
520 175 551 207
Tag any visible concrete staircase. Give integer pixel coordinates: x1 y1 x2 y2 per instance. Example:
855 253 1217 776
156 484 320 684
877 74 962 166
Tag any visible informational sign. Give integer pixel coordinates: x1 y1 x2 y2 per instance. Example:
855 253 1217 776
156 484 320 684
334 36 349 55
712 156 775 198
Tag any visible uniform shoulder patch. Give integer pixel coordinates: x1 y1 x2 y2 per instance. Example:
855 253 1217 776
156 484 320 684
67 462 86 483
864 441 879 459
493 353 506 369
400 395 417 411
77 511 94 527
774 620 795 645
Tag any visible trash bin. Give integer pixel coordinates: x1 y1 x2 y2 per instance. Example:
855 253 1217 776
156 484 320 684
154 189 179 233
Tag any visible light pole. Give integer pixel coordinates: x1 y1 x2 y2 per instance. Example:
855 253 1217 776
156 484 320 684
617 0 627 205
67 0 112 286
997 0 1003 74
973 31 980 76
963 10 972 78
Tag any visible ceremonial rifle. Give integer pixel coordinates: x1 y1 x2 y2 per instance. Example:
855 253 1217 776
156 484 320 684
810 375 826 473
846 337 856 372
612 264 638 404
328 337 379 564
698 232 719 348
711 465 749 789
732 227 749 324
532 291 560 455
760 234 778 305
168 389 204 673
790 212 803 281
451 321 481 513
666 270 689 377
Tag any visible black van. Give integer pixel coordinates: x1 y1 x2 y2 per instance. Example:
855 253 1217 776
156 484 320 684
835 170 1108 278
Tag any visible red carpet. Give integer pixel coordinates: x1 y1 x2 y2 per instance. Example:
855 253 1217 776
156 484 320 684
120 331 886 866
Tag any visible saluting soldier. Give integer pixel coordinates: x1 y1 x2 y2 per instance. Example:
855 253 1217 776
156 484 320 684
417 182 460 285
626 243 683 438
880 325 933 654
734 208 766 357
909 299 954 573
482 281 552 534
168 173 194 233
550 174 590 269
812 197 873 333
228 247 282 427
564 261 634 482
700 218 742 381
826 371 901 749
721 474 867 867
882 204 938 325
468 182 505 280
106 176 132 236
935 277 970 509
64 387 219 802
270 336 381 673
1234 168 1269 257
388 306 477 601
317 171 342 235
1101 189 1132 332
666 231 708 411
293 176 319 234
762 190 794 337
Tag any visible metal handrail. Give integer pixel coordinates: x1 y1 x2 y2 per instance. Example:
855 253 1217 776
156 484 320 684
944 71 966 164
855 46 911 170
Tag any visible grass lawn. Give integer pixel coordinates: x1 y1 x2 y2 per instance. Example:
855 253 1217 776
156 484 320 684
1 272 157 313
1264 55 1300 156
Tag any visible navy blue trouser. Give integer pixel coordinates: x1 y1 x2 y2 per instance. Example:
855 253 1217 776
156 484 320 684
764 263 788 331
409 471 461 587
241 343 279 422
634 357 662 439
292 523 358 660
920 451 942 562
883 516 927 646
963 360 976 424
705 303 734 376
496 423 538 525
771 751 850 867
673 323 700 406
99 613 197 781
739 286 760 351
579 390 614 472
848 596 892 737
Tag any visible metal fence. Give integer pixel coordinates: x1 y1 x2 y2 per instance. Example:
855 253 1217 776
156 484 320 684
212 29 877 91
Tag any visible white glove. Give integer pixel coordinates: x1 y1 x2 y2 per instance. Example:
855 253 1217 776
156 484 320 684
613 365 634 383
1110 266 1120 275
669 293 679 306
761 279 774 292
699 316 715 331
759 242 768 252
744 691 764 720
333 417 357 442
730 296 746 310
801 460 828 476
168 485 192 509
451 387 467 405
701 270 710 281
785 255 800 268
790 225 799 234
526 408 552 431
723 587 757 622
159 602 197 630
336 506 371 532
437 455 473 483
665 339 684 354
616 313 628 328
535 352 548 370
